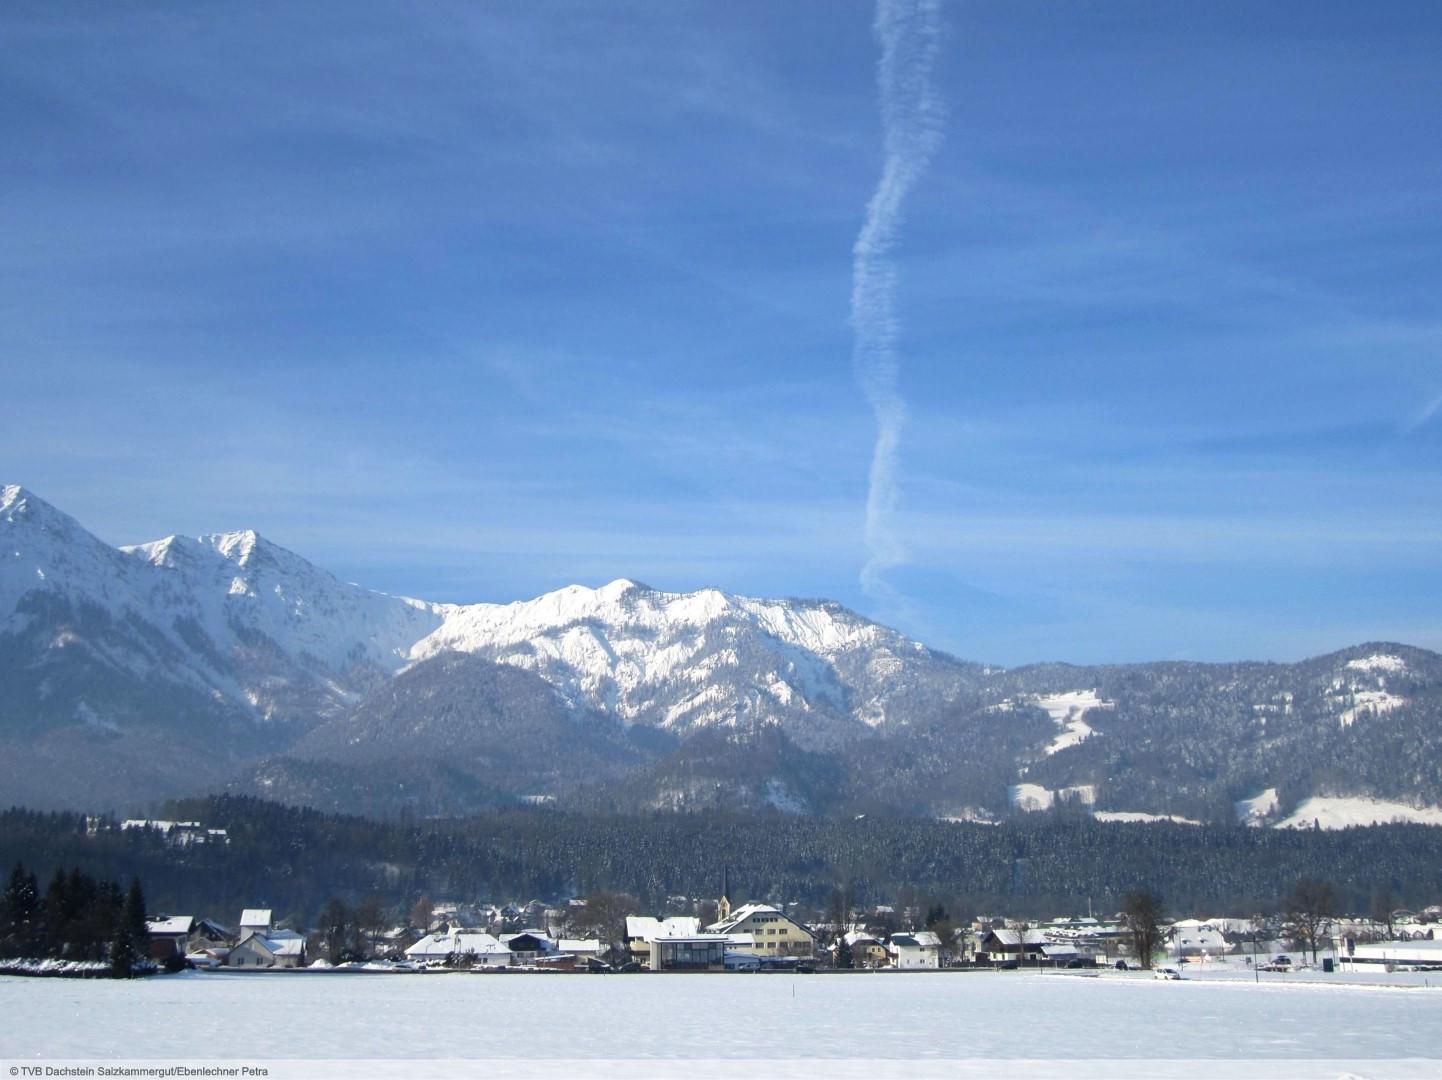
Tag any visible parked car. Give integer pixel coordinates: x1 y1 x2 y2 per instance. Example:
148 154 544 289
723 952 762 971
1153 967 1183 980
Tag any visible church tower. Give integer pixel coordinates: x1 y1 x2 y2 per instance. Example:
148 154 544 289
717 868 731 923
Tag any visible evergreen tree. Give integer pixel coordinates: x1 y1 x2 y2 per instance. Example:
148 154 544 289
321 897 351 963
110 877 149 978
1 862 40 957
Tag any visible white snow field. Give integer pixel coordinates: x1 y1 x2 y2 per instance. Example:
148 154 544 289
3 967 1441 1079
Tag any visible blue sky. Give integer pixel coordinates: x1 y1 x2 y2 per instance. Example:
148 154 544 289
4 1 1441 666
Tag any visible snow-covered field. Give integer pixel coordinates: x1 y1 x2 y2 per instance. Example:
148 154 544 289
1276 796 1442 829
2 966 1440 1078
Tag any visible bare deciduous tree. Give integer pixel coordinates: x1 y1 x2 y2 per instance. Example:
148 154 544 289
1285 877 1336 964
1121 889 1164 970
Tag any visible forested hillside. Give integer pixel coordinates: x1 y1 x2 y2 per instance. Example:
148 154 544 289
2 797 1437 930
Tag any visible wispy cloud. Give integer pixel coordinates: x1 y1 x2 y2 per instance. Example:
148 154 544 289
851 0 945 598
1401 391 1442 436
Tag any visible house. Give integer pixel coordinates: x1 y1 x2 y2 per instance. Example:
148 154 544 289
625 916 700 966
707 903 815 960
889 931 942 970
187 918 234 953
185 919 235 967
624 915 740 971
227 928 306 969
977 928 1048 965
842 930 889 969
405 930 512 968
1039 943 1081 966
238 909 273 941
648 934 730 971
227 936 281 969
554 938 604 963
1169 919 1230 960
120 820 229 848
145 915 194 962
186 948 229 969
503 931 557 964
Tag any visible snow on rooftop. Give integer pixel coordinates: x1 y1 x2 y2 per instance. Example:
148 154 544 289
145 915 193 935
405 931 509 958
626 916 702 940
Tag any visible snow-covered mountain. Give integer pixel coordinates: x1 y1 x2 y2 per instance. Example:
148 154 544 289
1 484 442 733
0 485 979 808
413 578 979 747
2 486 976 741
5 484 1442 824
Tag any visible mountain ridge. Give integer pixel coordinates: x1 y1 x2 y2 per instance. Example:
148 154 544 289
3 484 1441 826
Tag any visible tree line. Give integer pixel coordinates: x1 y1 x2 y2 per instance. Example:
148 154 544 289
1 860 151 976
2 798 1439 935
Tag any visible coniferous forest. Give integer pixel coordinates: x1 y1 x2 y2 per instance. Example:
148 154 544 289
2 796 1439 930
0 860 151 975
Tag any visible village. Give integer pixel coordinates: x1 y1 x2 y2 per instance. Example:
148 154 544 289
153 892 1442 978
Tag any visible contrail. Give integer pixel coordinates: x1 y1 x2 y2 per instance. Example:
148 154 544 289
852 0 945 598
1401 391 1442 435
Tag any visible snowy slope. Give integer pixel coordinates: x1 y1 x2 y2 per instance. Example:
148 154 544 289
122 529 442 719
2 484 149 628
1276 796 1442 829
414 579 976 745
1 485 442 738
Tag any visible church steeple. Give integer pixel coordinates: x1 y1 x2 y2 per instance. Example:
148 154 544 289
717 867 731 923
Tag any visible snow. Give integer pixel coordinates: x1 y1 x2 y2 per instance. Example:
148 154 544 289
2 968 1440 1076
408 578 912 731
1236 788 1279 825
143 916 193 936
1094 811 1202 825
1010 783 1095 812
4 486 450 728
404 931 510 962
763 779 808 813
1034 689 1113 756
1338 688 1406 727
3 488 961 745
1276 796 1442 830
1010 783 1054 810
1347 654 1407 675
